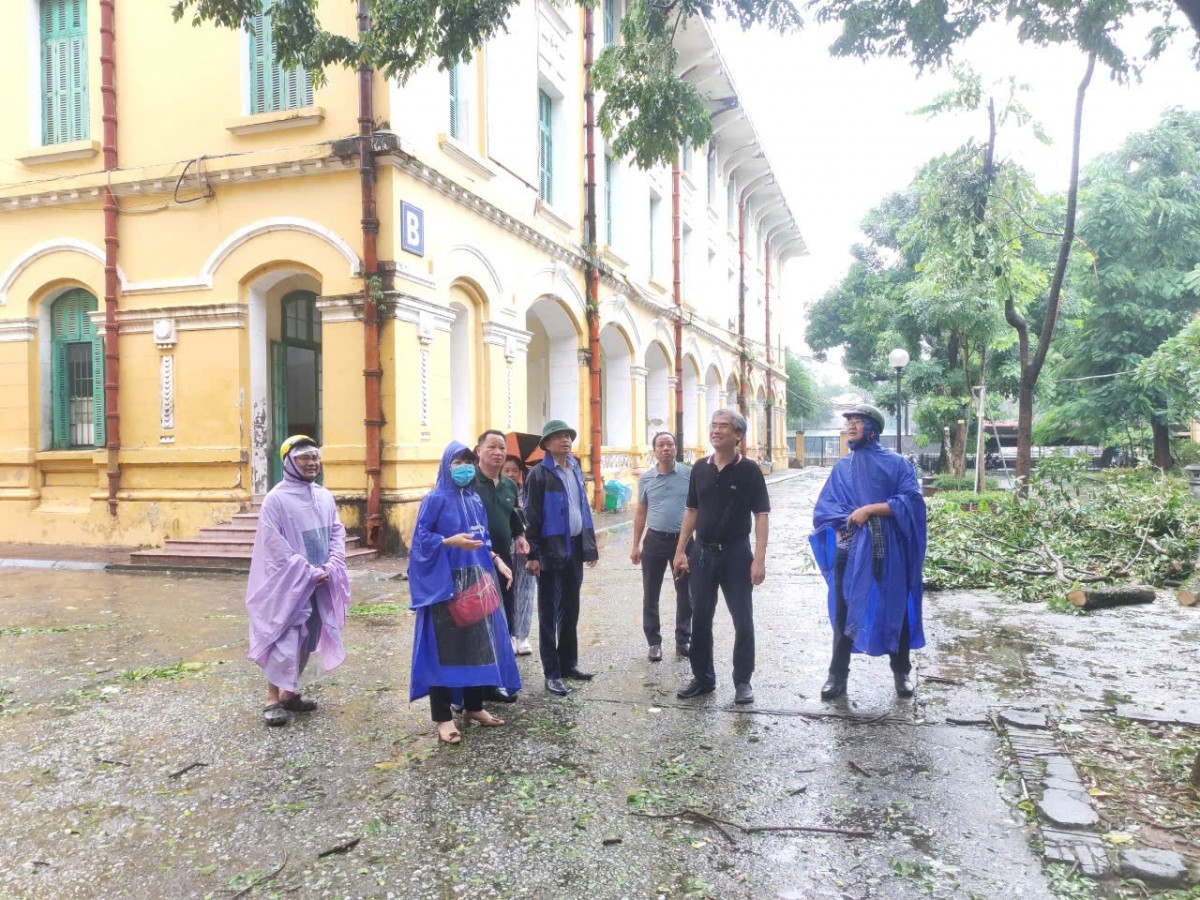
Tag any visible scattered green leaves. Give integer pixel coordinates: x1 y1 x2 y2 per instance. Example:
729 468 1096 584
0 622 116 637
121 661 207 682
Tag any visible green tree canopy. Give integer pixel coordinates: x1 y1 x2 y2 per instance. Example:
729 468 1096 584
810 0 1200 73
1043 109 1200 466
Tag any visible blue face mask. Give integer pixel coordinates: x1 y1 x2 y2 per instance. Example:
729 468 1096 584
451 464 476 487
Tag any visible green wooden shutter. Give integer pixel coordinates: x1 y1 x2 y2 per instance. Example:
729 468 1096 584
249 14 270 115
249 13 312 114
91 336 105 448
40 0 89 145
604 154 614 246
448 65 460 139
538 90 553 203
51 341 69 449
603 0 615 46
49 289 102 449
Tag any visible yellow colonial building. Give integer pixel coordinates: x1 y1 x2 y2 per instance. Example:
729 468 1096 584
0 0 804 551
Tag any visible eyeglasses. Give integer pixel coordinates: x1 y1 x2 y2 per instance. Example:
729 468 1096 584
292 450 322 462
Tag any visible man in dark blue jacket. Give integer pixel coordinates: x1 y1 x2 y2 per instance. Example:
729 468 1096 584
524 419 599 696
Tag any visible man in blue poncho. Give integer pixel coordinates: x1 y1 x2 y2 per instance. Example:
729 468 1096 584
810 404 926 700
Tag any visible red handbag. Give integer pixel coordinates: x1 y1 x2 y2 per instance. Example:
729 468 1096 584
447 569 501 628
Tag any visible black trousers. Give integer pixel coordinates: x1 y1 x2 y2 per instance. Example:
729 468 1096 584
688 539 755 687
536 535 585 679
495 548 517 632
641 530 692 647
830 550 911 676
429 686 483 722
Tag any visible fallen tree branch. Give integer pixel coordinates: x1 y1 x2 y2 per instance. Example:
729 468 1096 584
630 809 737 844
317 837 360 858
167 761 208 779
630 808 873 840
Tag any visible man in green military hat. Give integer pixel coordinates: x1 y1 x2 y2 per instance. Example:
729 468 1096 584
522 419 599 697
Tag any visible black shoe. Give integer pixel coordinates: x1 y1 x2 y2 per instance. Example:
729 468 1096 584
675 642 691 658
281 693 317 713
893 672 915 698
734 683 754 705
545 677 570 696
648 645 663 662
820 675 847 701
563 667 594 681
676 679 715 699
484 686 518 703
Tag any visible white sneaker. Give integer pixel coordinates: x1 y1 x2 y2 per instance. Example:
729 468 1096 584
514 638 533 656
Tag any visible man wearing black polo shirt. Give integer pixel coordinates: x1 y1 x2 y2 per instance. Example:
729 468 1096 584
672 408 770 705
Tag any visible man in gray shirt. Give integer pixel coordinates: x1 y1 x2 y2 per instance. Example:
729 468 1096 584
631 432 692 661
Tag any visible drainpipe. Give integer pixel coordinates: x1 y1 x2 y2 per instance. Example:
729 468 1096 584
100 0 120 516
671 162 683 454
764 237 771 465
358 0 383 547
584 5 603 509
736 198 746 417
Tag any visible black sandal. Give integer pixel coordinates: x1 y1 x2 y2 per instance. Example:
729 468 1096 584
281 694 317 713
262 703 288 727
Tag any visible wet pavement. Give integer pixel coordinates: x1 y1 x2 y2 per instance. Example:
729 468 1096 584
1 469 1198 899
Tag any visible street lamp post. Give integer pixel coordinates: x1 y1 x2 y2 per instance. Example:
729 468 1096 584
888 348 910 454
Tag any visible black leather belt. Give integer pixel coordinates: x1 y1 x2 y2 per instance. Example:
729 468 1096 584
648 529 680 539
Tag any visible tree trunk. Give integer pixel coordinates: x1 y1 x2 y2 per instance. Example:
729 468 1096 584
950 419 968 477
1010 54 1096 486
1151 418 1171 471
1014 377 1035 485
1066 585 1156 610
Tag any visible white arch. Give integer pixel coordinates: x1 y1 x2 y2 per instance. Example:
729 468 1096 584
684 332 707 376
202 217 361 282
650 317 675 363
519 263 587 333
439 243 504 299
599 293 641 352
644 342 671 445
599 323 633 447
526 296 580 429
0 239 127 305
115 217 361 296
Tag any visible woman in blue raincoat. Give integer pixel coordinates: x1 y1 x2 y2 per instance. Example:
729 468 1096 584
409 442 522 744
810 404 926 701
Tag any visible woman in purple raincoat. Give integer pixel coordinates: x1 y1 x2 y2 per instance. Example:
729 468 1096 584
246 435 351 727
408 442 522 744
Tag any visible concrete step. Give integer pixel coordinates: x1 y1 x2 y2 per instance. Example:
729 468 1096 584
160 536 364 554
128 545 376 570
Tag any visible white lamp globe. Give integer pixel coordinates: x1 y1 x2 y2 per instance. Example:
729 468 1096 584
888 348 910 370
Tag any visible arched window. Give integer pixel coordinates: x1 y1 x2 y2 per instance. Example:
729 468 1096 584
50 288 103 449
271 290 321 484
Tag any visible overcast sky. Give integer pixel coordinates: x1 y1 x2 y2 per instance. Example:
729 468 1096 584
714 14 1200 380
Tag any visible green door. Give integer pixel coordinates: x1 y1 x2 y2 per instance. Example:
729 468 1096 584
269 291 322 486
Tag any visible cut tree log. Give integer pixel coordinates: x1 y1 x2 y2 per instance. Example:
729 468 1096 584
1066 585 1156 610
1177 575 1200 607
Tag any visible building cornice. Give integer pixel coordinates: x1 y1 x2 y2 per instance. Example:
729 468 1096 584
0 151 356 213
113 303 249 334
0 317 37 342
